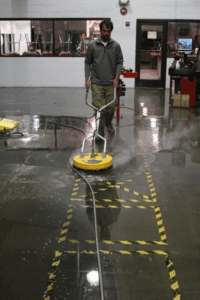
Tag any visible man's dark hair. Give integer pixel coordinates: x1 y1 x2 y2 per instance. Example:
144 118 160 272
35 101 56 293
99 19 113 31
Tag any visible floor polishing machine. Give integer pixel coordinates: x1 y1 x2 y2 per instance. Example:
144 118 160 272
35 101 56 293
0 118 20 137
73 87 115 171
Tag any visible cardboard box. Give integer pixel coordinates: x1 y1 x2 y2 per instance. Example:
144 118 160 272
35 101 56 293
173 94 181 107
181 94 190 108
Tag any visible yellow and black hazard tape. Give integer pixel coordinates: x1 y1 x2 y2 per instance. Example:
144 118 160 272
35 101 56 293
124 172 150 176
106 181 153 202
64 249 169 256
43 176 81 300
70 197 153 204
67 204 167 244
43 250 62 299
142 153 150 169
145 172 157 202
137 129 157 202
69 204 151 209
74 179 152 202
70 177 81 197
165 254 181 300
153 206 167 244
71 178 153 202
66 239 167 246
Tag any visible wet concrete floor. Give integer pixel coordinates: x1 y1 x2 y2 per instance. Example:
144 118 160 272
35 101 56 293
0 87 200 300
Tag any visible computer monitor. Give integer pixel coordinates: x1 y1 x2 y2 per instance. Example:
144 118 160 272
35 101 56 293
177 38 192 52
147 31 157 39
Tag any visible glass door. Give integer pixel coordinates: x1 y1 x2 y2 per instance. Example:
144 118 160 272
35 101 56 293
135 20 167 88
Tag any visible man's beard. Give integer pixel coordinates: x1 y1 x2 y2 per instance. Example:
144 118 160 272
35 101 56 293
101 35 109 41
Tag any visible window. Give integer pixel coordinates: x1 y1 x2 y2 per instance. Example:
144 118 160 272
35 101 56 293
0 19 102 57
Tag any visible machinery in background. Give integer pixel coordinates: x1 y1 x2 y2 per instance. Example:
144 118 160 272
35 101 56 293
168 52 200 108
116 68 138 118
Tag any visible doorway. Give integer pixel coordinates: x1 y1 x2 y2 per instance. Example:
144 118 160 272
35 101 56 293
135 20 167 88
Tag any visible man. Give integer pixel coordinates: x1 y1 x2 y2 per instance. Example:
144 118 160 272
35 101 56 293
85 19 124 143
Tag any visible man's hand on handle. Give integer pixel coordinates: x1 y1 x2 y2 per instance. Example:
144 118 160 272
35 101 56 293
85 74 120 88
113 74 120 88
85 76 90 88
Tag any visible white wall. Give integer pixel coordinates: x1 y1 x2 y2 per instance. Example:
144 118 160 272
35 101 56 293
0 0 200 87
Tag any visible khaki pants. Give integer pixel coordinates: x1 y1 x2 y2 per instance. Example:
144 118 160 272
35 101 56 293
91 83 117 114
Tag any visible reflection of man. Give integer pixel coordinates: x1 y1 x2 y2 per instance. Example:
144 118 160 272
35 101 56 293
85 180 121 241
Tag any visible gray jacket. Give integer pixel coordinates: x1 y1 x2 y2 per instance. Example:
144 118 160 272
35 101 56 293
85 37 124 85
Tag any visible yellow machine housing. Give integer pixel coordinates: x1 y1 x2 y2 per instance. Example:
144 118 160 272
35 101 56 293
0 118 20 132
73 153 113 171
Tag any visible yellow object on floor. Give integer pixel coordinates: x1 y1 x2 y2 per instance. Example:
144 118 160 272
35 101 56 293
73 153 113 171
0 118 20 132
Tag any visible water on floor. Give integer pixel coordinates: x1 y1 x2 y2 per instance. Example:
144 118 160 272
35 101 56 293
0 87 200 300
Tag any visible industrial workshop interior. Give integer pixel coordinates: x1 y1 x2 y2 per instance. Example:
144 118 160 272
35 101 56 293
1 0 200 299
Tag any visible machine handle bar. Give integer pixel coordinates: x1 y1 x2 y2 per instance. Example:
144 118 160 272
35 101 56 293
85 86 116 112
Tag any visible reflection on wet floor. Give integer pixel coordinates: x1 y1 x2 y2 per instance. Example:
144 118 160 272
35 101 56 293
0 87 200 299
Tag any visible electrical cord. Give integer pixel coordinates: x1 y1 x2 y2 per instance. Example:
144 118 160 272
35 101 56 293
121 106 144 115
114 105 195 127
112 105 144 128
47 115 105 300
47 114 95 129
0 131 24 139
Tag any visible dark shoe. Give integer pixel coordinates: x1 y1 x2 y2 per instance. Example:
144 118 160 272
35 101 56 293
105 112 115 135
95 126 104 143
95 136 103 144
106 123 115 135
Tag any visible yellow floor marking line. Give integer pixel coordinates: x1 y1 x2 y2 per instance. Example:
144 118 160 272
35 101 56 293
68 204 152 210
66 239 167 246
67 204 167 245
124 179 133 182
63 248 181 298
101 198 113 202
129 198 153 203
70 197 92 202
151 206 167 244
64 249 170 256
107 183 153 202
165 254 182 300
136 128 168 241
70 197 154 204
137 130 157 202
43 176 81 300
